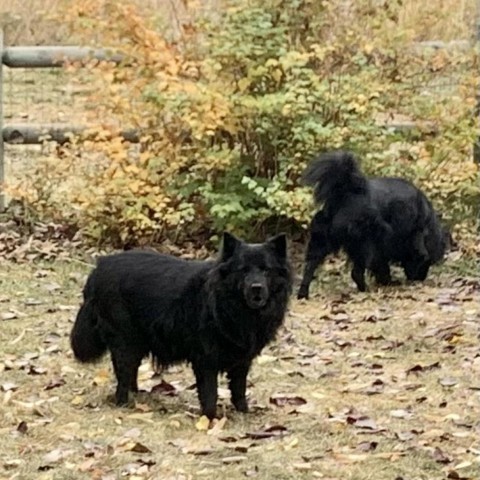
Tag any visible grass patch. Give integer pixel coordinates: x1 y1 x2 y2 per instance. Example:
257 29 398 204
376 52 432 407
1 256 479 479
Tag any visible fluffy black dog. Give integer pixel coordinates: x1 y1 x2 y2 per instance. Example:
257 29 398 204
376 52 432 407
71 233 292 419
297 151 449 298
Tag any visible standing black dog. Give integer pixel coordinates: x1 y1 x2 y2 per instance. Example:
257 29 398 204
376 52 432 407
297 151 449 298
71 233 292 419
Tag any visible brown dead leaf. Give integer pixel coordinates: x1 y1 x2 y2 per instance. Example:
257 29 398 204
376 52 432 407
16 421 28 434
41 448 75 465
406 362 441 375
44 378 66 390
433 446 452 464
269 394 307 407
1 311 18 321
365 334 385 341
356 441 378 452
246 424 289 440
333 451 405 463
150 379 177 396
347 415 379 431
244 466 259 477
133 402 153 413
389 409 414 419
395 431 416 441
256 354 277 365
123 428 141 439
28 365 48 375
123 442 152 454
222 455 247 464
218 435 239 443
183 447 215 456
232 442 254 453
207 416 227 436
78 458 97 472
1 382 18 392
24 298 43 306
446 471 470 480
333 338 352 348
439 377 458 387
3 459 22 470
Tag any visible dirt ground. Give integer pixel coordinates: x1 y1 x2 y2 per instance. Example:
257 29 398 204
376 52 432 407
0 255 479 480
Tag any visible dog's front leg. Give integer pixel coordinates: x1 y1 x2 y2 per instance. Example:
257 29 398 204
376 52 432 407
193 366 218 419
227 362 251 413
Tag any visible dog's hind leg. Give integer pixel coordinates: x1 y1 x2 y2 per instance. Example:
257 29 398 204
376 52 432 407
351 263 367 292
371 257 392 286
415 262 430 281
348 245 370 292
297 252 328 299
298 212 331 300
403 259 430 281
227 362 251 413
193 366 218 419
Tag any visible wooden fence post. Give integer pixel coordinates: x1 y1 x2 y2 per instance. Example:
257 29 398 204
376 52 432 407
475 4 480 164
0 29 4 211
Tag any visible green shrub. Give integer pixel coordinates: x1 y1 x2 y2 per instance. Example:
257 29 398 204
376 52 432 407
8 0 479 250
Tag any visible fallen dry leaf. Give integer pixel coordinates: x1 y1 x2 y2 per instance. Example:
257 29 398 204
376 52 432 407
207 416 227 436
347 415 380 431
439 377 458 387
222 455 247 464
129 442 152 454
269 394 307 407
41 448 75 465
150 379 177 396
356 441 378 452
406 362 441 375
1 382 18 392
246 425 289 440
3 459 22 470
16 421 28 434
195 415 211 431
257 354 277 365
433 446 452 464
389 409 414 419
44 377 66 390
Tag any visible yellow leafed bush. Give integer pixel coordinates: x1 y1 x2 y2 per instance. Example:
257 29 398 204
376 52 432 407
7 0 479 249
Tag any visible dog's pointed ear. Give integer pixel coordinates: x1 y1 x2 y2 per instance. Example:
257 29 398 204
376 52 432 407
267 233 287 260
221 232 241 260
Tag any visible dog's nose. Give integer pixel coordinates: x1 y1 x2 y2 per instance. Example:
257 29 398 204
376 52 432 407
250 283 264 295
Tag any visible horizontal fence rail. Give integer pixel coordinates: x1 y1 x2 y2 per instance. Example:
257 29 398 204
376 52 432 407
2 46 124 68
2 124 140 145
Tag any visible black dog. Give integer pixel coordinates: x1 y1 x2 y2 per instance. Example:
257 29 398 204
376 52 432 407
297 151 449 298
71 233 292 419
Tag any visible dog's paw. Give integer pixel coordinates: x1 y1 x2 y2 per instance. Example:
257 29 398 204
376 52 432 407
297 288 309 300
107 393 135 408
233 399 249 413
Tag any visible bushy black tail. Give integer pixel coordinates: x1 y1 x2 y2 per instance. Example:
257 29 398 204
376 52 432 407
70 275 106 363
302 151 368 204
424 213 450 264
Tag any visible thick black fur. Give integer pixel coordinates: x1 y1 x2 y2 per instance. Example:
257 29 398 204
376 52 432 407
71 233 292 419
297 151 449 298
